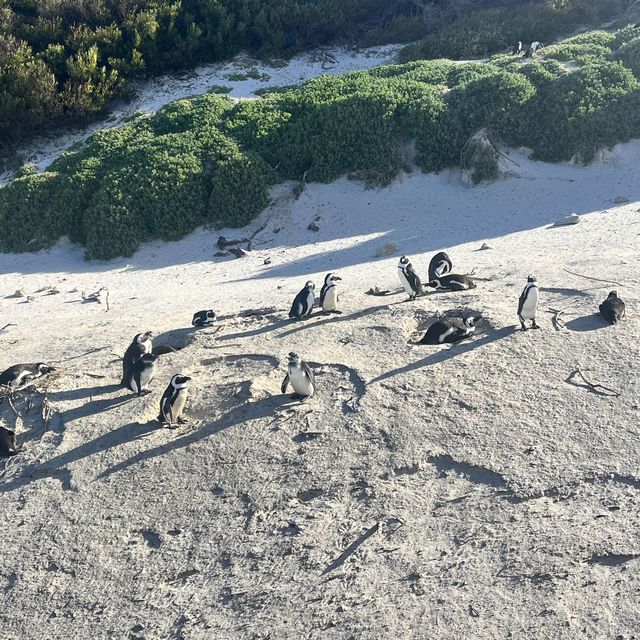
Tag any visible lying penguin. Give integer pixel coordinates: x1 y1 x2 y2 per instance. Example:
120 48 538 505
158 374 191 428
419 316 481 345
426 274 476 292
428 251 453 282
0 363 56 389
281 352 315 400
398 256 423 301
320 273 342 313
289 281 315 320
192 310 217 327
599 291 625 324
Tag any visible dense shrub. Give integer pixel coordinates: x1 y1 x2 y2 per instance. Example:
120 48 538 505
614 37 640 78
400 0 628 62
542 43 612 65
0 0 511 152
524 61 639 161
3 27 640 259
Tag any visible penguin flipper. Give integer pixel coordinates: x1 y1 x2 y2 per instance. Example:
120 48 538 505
301 362 315 387
281 375 290 394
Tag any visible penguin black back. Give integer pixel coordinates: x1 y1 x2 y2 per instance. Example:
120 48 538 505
289 281 315 319
428 252 453 281
599 291 625 324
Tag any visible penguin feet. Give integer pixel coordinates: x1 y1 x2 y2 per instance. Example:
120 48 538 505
520 324 528 332
177 417 189 425
531 321 540 330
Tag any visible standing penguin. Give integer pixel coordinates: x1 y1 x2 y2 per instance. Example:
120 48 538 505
599 291 625 324
512 40 523 55
122 332 153 385
158 374 192 428
398 256 423 301
127 353 158 396
419 316 481 345
192 310 216 327
518 275 540 331
289 281 315 319
281 352 315 400
0 363 55 389
426 274 476 292
320 273 342 314
428 251 453 281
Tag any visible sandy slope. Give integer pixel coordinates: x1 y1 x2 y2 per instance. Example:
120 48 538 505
0 143 639 639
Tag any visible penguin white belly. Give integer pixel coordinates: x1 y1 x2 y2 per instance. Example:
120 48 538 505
139 365 155 391
520 288 539 319
169 390 188 421
289 366 314 396
130 376 139 394
305 291 315 314
398 269 413 296
323 286 338 311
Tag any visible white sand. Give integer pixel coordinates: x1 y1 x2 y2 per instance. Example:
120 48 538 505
0 137 639 638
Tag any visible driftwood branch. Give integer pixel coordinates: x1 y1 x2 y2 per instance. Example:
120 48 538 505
566 368 621 397
563 268 623 287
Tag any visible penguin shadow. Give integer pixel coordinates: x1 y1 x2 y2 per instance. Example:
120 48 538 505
275 304 391 339
48 383 121 403
564 313 609 332
98 394 293 480
0 418 160 493
152 327 204 351
540 287 591 298
370 325 517 385
217 317 292 342
58 389 138 423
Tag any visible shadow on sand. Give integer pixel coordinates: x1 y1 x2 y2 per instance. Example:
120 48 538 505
369 325 517 385
564 313 608 333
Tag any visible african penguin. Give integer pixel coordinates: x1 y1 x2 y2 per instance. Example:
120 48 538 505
121 331 153 385
512 40 523 55
419 316 481 345
127 353 158 396
281 352 315 400
428 251 453 281
518 275 540 330
599 291 625 324
289 281 315 319
192 310 217 327
0 425 21 457
158 374 191 428
0 363 55 389
320 273 342 313
398 256 423 301
426 274 476 292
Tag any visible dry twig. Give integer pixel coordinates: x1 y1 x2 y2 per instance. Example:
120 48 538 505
567 368 621 397
563 268 623 287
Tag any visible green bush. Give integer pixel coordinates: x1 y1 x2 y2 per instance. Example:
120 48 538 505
525 61 639 162
400 0 628 62
543 43 612 64
3 27 640 260
614 37 640 78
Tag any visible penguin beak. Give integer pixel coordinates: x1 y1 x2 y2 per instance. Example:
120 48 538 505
333 276 342 281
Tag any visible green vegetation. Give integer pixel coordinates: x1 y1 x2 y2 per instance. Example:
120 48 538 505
1 0 513 154
400 0 629 62
2 25 640 260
